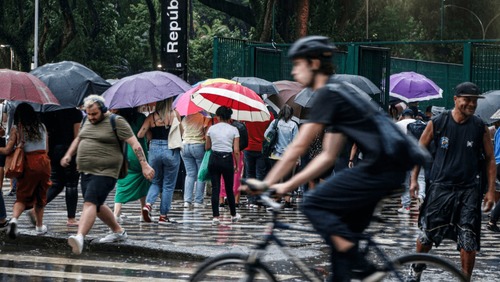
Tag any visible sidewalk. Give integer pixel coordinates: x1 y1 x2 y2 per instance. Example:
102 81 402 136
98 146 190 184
0 185 324 261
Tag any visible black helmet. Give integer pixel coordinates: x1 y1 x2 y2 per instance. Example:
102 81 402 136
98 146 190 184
287 36 336 59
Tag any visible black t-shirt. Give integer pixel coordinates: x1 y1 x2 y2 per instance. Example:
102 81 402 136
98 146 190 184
42 108 83 148
307 86 386 167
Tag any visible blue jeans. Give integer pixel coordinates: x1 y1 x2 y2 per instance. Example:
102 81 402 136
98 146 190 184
146 139 181 215
0 189 5 220
244 150 268 204
180 143 205 204
401 169 426 208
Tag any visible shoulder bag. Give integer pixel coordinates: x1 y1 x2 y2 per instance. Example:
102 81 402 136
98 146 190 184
5 125 25 179
168 112 183 149
262 120 279 157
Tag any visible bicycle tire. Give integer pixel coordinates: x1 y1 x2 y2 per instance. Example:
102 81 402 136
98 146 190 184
189 253 278 282
383 253 467 281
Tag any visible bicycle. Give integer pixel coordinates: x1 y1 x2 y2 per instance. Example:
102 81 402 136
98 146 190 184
190 179 467 282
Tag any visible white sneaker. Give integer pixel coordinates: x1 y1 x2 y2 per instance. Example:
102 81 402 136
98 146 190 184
99 230 128 243
68 234 84 255
7 218 18 239
397 207 410 214
231 213 242 223
115 215 123 224
212 218 220 226
36 225 47 235
193 203 204 208
183 202 191 208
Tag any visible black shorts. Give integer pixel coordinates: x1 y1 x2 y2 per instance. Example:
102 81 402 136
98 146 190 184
80 173 116 212
0 137 6 167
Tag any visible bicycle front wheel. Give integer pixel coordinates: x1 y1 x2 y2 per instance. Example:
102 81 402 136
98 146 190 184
384 253 467 281
189 253 278 282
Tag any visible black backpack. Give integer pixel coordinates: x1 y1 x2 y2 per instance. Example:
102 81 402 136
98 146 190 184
407 120 427 140
232 120 248 151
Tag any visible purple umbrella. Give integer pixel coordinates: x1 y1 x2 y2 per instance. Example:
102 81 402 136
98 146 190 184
389 72 443 103
102 71 191 109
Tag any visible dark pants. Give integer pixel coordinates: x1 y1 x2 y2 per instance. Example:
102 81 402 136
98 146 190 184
46 144 80 218
208 151 236 217
301 165 405 281
80 174 116 213
244 150 267 204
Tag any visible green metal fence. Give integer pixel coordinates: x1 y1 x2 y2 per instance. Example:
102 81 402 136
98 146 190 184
213 37 500 111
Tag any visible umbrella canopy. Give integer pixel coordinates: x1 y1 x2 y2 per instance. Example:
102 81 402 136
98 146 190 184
389 72 443 103
265 80 304 122
103 71 191 109
329 74 381 95
231 77 279 97
0 69 59 105
174 78 238 116
30 61 110 111
191 82 270 122
476 90 500 124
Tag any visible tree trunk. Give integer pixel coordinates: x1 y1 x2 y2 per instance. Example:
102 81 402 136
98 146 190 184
259 0 275 42
145 0 158 70
43 0 76 63
296 0 309 38
85 0 101 39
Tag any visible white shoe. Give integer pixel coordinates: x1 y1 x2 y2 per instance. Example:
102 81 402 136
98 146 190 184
68 234 84 255
183 202 191 208
99 230 128 243
212 218 220 226
115 215 123 224
36 225 47 235
7 218 18 239
231 213 242 223
193 203 204 208
397 207 410 214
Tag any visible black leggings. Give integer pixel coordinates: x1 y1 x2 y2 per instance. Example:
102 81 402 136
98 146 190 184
208 151 236 217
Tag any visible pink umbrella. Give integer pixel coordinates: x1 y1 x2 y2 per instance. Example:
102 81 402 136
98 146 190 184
191 82 270 122
173 86 204 116
0 69 59 105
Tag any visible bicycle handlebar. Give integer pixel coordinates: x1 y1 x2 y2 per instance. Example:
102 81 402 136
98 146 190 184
240 178 282 211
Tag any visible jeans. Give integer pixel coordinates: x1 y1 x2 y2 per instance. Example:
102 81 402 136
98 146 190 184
181 143 205 204
401 169 426 208
244 150 267 205
0 190 5 220
146 139 181 215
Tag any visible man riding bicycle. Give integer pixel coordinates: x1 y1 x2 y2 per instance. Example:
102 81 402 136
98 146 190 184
254 36 425 281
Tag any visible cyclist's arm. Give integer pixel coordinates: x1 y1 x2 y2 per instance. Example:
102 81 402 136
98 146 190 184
264 122 324 185
275 132 346 193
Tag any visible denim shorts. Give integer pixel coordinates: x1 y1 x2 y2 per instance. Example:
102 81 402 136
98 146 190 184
80 173 116 212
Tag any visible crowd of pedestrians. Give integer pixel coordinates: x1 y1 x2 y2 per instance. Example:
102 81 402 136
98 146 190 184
0 35 499 281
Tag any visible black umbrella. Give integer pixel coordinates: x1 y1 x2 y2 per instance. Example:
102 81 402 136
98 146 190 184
476 90 500 124
30 61 111 112
231 77 279 97
329 74 381 96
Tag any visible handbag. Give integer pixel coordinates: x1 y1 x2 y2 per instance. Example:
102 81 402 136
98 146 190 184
168 112 183 149
262 120 279 157
5 125 25 179
197 149 212 182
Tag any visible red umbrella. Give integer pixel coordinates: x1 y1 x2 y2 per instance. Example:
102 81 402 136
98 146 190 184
0 69 59 105
191 82 270 122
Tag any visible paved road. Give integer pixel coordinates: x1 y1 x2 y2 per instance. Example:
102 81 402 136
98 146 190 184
0 181 499 281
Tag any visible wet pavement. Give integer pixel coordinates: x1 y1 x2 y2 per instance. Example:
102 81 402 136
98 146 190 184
0 182 499 281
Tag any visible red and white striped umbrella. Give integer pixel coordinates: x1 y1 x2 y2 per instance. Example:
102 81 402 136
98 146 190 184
191 82 270 122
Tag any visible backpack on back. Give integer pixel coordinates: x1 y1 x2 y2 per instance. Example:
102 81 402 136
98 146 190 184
407 119 427 140
232 120 248 151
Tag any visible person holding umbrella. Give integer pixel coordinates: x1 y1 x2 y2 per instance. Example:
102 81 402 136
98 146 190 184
0 103 52 238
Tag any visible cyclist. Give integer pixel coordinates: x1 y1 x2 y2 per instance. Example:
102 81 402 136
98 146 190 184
258 36 413 281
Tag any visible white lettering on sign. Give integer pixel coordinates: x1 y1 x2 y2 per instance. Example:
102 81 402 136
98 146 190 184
167 0 179 53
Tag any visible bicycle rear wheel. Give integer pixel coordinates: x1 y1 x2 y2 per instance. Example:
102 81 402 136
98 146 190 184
383 253 467 281
189 253 278 282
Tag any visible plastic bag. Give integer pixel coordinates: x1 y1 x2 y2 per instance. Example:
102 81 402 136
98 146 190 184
197 149 212 182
